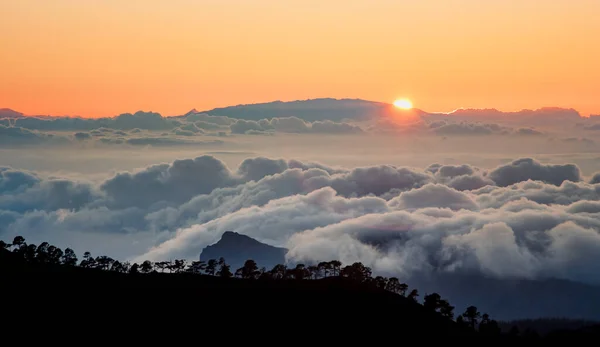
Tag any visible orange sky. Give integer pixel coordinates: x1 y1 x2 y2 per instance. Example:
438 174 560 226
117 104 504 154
1 0 599 118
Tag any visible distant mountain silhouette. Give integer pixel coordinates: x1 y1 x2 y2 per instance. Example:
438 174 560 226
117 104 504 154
184 98 582 127
0 108 24 119
199 231 287 270
191 98 414 122
184 108 199 116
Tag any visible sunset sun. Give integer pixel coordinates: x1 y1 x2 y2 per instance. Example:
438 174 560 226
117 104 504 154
393 99 413 110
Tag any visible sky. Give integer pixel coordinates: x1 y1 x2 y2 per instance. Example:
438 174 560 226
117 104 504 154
1 0 600 117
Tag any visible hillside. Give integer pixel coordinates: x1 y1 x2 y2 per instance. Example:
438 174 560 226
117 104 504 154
2 249 471 340
2 236 599 342
202 232 600 321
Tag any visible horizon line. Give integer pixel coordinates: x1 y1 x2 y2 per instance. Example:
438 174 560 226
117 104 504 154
1 98 597 119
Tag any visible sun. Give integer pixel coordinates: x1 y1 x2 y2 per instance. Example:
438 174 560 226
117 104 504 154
393 98 413 110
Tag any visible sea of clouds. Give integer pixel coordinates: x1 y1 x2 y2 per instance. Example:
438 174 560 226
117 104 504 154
1 153 600 287
2 102 600 289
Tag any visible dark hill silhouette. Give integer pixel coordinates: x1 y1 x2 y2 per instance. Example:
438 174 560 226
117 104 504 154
2 235 599 342
199 231 287 270
2 240 476 341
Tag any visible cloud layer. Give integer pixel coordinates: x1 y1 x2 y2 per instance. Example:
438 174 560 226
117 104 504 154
1 154 599 289
5 101 600 149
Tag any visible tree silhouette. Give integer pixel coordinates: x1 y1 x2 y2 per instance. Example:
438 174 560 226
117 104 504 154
398 283 408 297
292 264 310 280
96 256 114 271
110 260 125 273
317 261 331 278
36 242 50 263
129 263 139 274
205 259 217 276
462 306 481 330
423 293 443 311
439 299 455 320
423 293 454 319
47 245 63 264
407 289 419 302
217 259 232 278
172 259 187 273
270 264 287 279
24 244 37 262
12 236 25 249
155 261 169 273
140 260 153 273
340 262 371 282
80 252 97 268
258 267 271 280
61 248 78 266
374 276 388 290
188 260 206 274
329 260 342 276
385 277 400 294
307 265 319 279
478 313 501 335
238 259 260 279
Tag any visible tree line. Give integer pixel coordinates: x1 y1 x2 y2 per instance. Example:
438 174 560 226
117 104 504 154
1 235 503 335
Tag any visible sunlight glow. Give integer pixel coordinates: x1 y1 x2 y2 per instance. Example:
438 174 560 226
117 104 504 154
393 99 413 110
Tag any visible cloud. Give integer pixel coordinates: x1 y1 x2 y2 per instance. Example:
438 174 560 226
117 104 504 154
488 158 581 187
230 116 364 135
388 184 479 211
74 132 92 141
98 155 242 209
193 121 230 131
514 127 544 136
0 125 70 147
6 101 594 142
1 154 599 291
186 113 235 125
423 107 582 128
0 167 97 213
560 137 595 145
583 123 600 131
93 135 224 147
13 111 182 131
430 122 511 136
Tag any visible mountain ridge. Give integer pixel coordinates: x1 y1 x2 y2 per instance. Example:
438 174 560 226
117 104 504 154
3 99 591 120
199 231 287 271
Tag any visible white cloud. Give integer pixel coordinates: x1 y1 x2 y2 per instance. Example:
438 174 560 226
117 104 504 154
1 154 599 289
